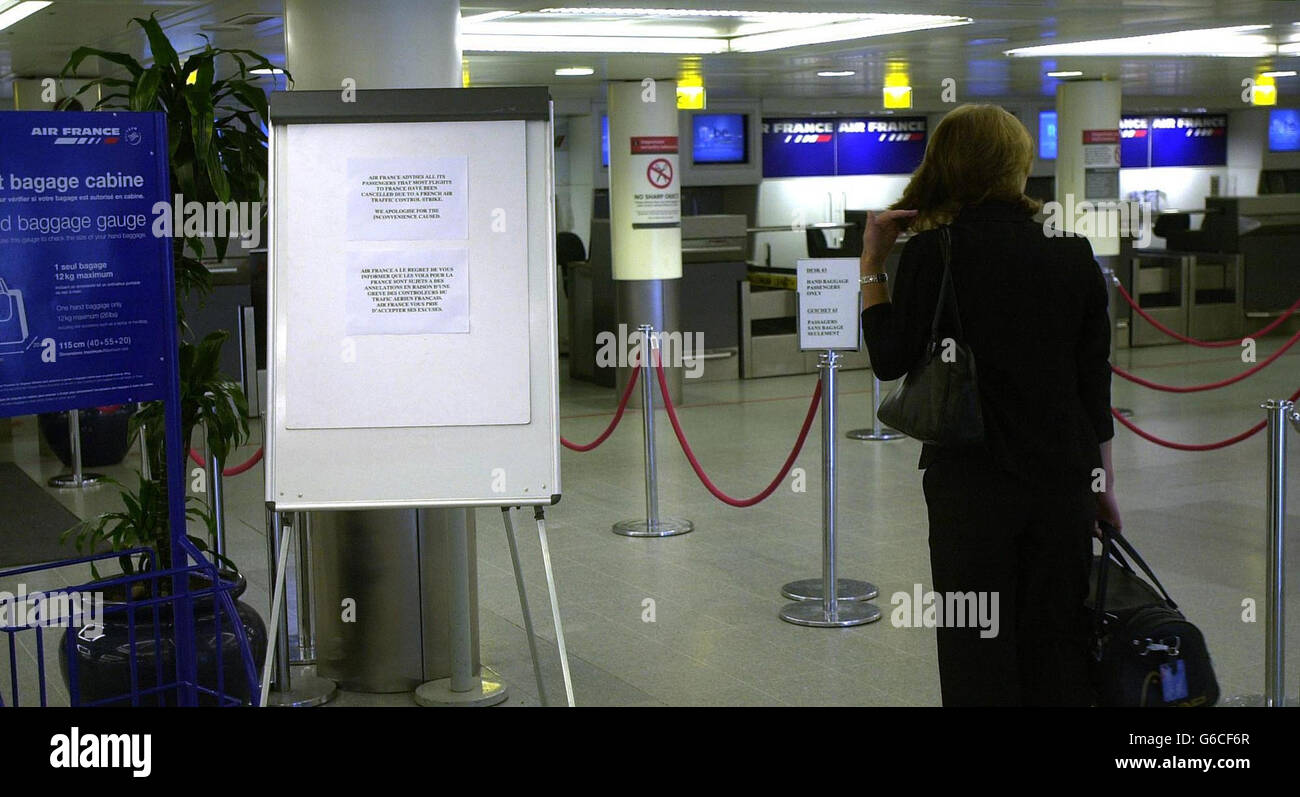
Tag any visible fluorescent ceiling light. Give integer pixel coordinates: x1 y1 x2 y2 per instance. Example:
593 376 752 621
250 67 285 75
1046 70 1083 78
0 1 51 32
1006 25 1276 57
1262 70 1297 77
462 9 970 54
463 33 727 54
730 16 970 52
554 66 594 76
817 70 856 77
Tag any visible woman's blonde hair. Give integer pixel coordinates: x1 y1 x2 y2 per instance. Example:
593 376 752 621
892 103 1041 229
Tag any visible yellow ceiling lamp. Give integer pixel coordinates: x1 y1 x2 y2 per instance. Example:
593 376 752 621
882 64 912 109
1252 72 1277 106
677 73 706 109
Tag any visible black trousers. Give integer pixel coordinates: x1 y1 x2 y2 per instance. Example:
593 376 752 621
922 456 1095 706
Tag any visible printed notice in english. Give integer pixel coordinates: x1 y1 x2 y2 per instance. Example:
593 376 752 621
796 257 861 351
346 157 468 241
345 249 469 336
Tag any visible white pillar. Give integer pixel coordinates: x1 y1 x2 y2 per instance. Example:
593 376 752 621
607 79 683 404
1055 79 1122 256
283 0 480 695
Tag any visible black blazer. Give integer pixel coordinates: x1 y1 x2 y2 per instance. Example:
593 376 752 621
861 200 1114 488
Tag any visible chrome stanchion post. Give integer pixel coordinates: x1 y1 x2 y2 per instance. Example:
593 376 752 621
846 374 904 441
1263 398 1292 707
293 512 315 664
612 324 693 538
264 509 336 707
207 447 226 560
48 409 104 488
781 351 881 627
1104 265 1133 418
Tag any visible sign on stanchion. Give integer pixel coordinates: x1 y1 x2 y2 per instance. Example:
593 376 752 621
780 259 881 627
612 324 694 538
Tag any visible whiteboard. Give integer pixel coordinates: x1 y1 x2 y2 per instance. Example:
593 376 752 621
265 88 560 510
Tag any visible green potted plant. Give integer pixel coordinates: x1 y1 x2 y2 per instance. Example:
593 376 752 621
54 13 286 704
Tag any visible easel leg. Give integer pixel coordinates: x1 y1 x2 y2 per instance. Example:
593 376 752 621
260 512 294 707
502 507 548 706
534 506 575 707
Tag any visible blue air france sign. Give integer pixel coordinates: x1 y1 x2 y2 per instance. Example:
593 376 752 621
0 111 175 417
762 116 927 177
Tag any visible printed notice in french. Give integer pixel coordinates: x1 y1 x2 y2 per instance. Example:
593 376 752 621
796 257 861 351
345 248 469 336
346 157 468 241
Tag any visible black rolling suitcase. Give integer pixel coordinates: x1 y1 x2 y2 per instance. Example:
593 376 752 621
1086 522 1220 707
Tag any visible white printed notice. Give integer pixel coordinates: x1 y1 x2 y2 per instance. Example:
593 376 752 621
345 249 469 336
797 257 861 351
346 157 468 241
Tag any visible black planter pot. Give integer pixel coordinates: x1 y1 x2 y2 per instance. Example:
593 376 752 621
60 572 268 706
38 406 134 469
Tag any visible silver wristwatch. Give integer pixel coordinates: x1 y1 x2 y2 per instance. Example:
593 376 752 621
860 273 888 285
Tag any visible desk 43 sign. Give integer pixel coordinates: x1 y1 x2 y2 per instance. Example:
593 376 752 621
0 111 176 417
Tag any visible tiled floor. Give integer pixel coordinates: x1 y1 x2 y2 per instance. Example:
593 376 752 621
3 329 1298 706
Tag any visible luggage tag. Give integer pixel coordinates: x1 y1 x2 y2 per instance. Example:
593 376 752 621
1160 659 1189 703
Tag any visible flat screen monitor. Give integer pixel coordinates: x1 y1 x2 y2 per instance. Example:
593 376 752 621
1038 110 1057 160
1268 109 1300 152
692 113 748 164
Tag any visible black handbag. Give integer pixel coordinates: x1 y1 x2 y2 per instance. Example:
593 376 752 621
875 226 984 446
1088 522 1220 707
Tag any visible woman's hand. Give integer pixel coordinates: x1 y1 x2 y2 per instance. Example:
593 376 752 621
861 209 918 272
1094 490 1122 539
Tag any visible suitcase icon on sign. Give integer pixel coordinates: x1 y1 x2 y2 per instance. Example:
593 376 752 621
0 278 30 349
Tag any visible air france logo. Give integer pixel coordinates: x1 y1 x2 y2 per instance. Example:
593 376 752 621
838 120 925 142
30 126 122 145
765 121 832 144
49 727 152 778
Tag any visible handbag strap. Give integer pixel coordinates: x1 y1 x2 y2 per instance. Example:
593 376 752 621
1094 521 1178 632
929 226 967 345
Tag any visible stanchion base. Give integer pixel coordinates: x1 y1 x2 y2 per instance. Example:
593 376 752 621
267 671 338 707
781 578 878 602
48 472 105 488
779 600 881 628
612 517 694 538
413 666 509 707
845 428 904 441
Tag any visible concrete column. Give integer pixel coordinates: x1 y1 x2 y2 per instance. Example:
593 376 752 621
1055 79 1122 257
608 79 684 406
284 0 481 693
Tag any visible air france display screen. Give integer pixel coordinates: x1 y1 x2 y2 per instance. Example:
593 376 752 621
762 116 926 177
1268 109 1300 152
1149 114 1227 167
1038 110 1057 160
692 113 748 164
1120 116 1150 168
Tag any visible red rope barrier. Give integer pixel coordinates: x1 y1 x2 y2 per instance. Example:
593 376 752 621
654 357 822 508
1116 281 1300 348
1110 326 1300 392
560 363 640 452
1112 386 1300 451
187 446 264 476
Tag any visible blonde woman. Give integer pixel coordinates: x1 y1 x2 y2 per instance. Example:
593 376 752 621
860 104 1120 706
